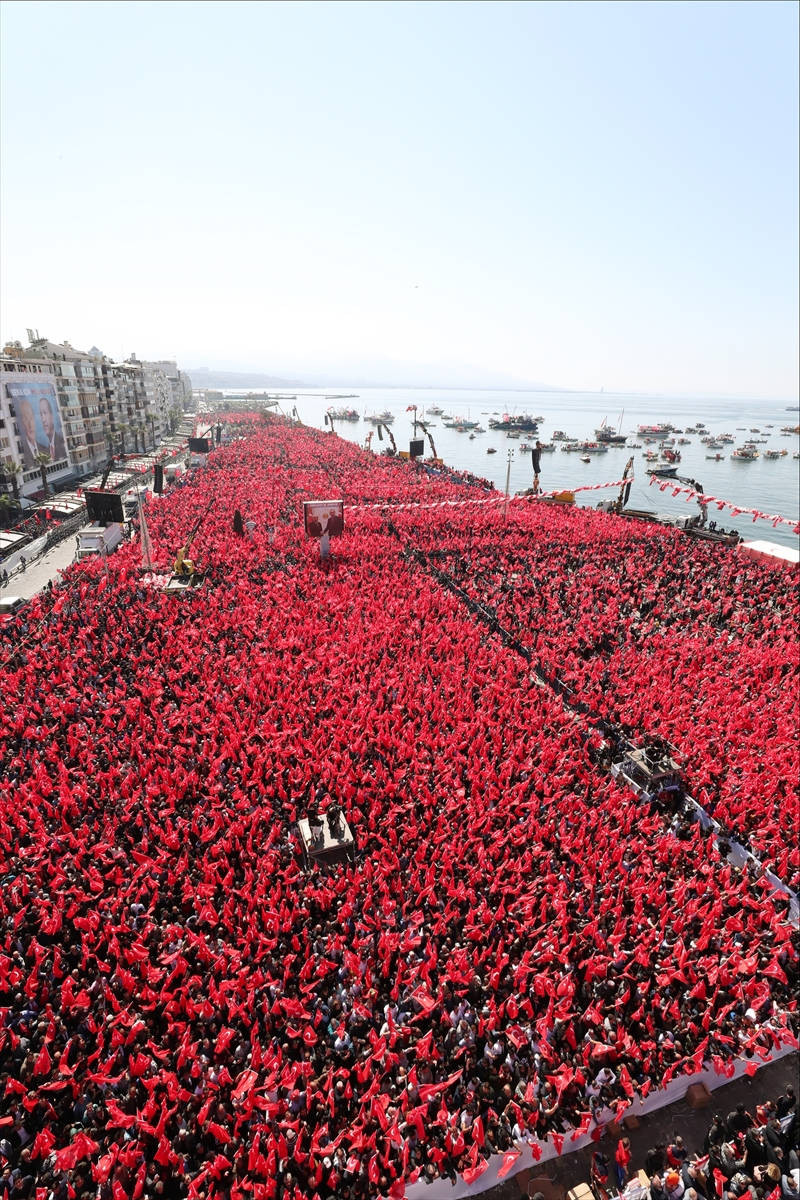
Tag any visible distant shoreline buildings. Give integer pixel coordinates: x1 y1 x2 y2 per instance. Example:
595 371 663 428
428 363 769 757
0 331 193 501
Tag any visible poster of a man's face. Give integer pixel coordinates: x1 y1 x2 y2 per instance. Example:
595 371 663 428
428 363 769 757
6 378 69 471
303 499 344 538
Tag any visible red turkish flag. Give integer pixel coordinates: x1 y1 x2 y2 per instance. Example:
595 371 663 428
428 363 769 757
498 1149 521 1178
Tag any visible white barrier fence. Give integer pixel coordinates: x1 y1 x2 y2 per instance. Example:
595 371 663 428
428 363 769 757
406 1044 796 1200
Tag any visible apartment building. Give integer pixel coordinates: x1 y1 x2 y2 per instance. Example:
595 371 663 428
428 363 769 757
0 333 192 500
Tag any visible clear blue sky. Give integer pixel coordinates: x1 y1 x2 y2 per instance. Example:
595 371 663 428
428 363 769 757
1 0 797 395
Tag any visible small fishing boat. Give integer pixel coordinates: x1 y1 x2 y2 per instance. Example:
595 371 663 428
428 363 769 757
519 443 532 453
539 443 555 452
580 454 591 463
637 423 675 438
577 441 608 454
646 465 678 478
426 404 444 416
487 447 497 454
506 430 521 439
365 410 395 425
661 448 681 462
706 453 725 461
764 449 784 459
678 437 691 444
552 431 576 441
732 446 759 460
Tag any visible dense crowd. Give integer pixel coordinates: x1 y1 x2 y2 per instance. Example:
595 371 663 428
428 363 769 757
590 1082 799 1200
405 506 799 884
0 418 797 1200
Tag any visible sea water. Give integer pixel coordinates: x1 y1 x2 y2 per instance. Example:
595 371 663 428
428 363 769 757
233 388 800 550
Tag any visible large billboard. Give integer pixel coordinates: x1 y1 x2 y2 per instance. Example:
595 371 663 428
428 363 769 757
5 377 69 471
303 499 344 538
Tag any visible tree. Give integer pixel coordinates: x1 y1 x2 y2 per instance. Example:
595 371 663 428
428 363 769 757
118 424 130 455
3 461 22 499
0 493 20 527
33 451 52 497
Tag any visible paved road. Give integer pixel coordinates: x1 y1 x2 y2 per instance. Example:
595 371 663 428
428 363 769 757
1 536 80 601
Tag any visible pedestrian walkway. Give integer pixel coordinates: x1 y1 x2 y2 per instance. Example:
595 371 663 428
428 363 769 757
486 1053 799 1200
2 535 80 600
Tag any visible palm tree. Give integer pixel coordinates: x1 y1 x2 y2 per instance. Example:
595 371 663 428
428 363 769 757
3 461 22 499
0 493 19 527
33 451 52 497
118 423 130 455
136 424 146 453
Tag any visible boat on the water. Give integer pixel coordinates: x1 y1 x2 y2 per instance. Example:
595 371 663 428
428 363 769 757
426 404 444 416
661 448 681 462
646 465 678 478
678 437 691 444
580 454 591 463
638 424 675 439
487 447 497 454
595 412 627 444
732 446 759 460
488 412 540 432
764 449 787 459
365 410 395 425
327 406 360 421
706 453 725 461
552 431 576 441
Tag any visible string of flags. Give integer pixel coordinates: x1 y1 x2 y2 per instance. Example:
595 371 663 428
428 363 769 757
649 476 800 533
348 479 631 512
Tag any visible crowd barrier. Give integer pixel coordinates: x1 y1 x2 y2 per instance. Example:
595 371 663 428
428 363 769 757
406 1045 797 1200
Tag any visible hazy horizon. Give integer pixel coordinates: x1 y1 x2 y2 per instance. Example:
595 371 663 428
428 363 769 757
1 1 797 399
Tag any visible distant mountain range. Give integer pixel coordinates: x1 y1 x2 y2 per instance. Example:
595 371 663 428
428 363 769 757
185 357 565 392
186 369 306 389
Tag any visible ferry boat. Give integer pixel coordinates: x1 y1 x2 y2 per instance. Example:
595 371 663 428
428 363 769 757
732 446 759 460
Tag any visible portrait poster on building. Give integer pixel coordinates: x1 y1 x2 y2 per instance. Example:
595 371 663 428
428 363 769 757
303 499 344 538
5 377 69 471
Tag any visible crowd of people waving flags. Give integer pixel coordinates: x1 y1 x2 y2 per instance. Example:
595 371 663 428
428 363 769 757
0 415 796 1200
